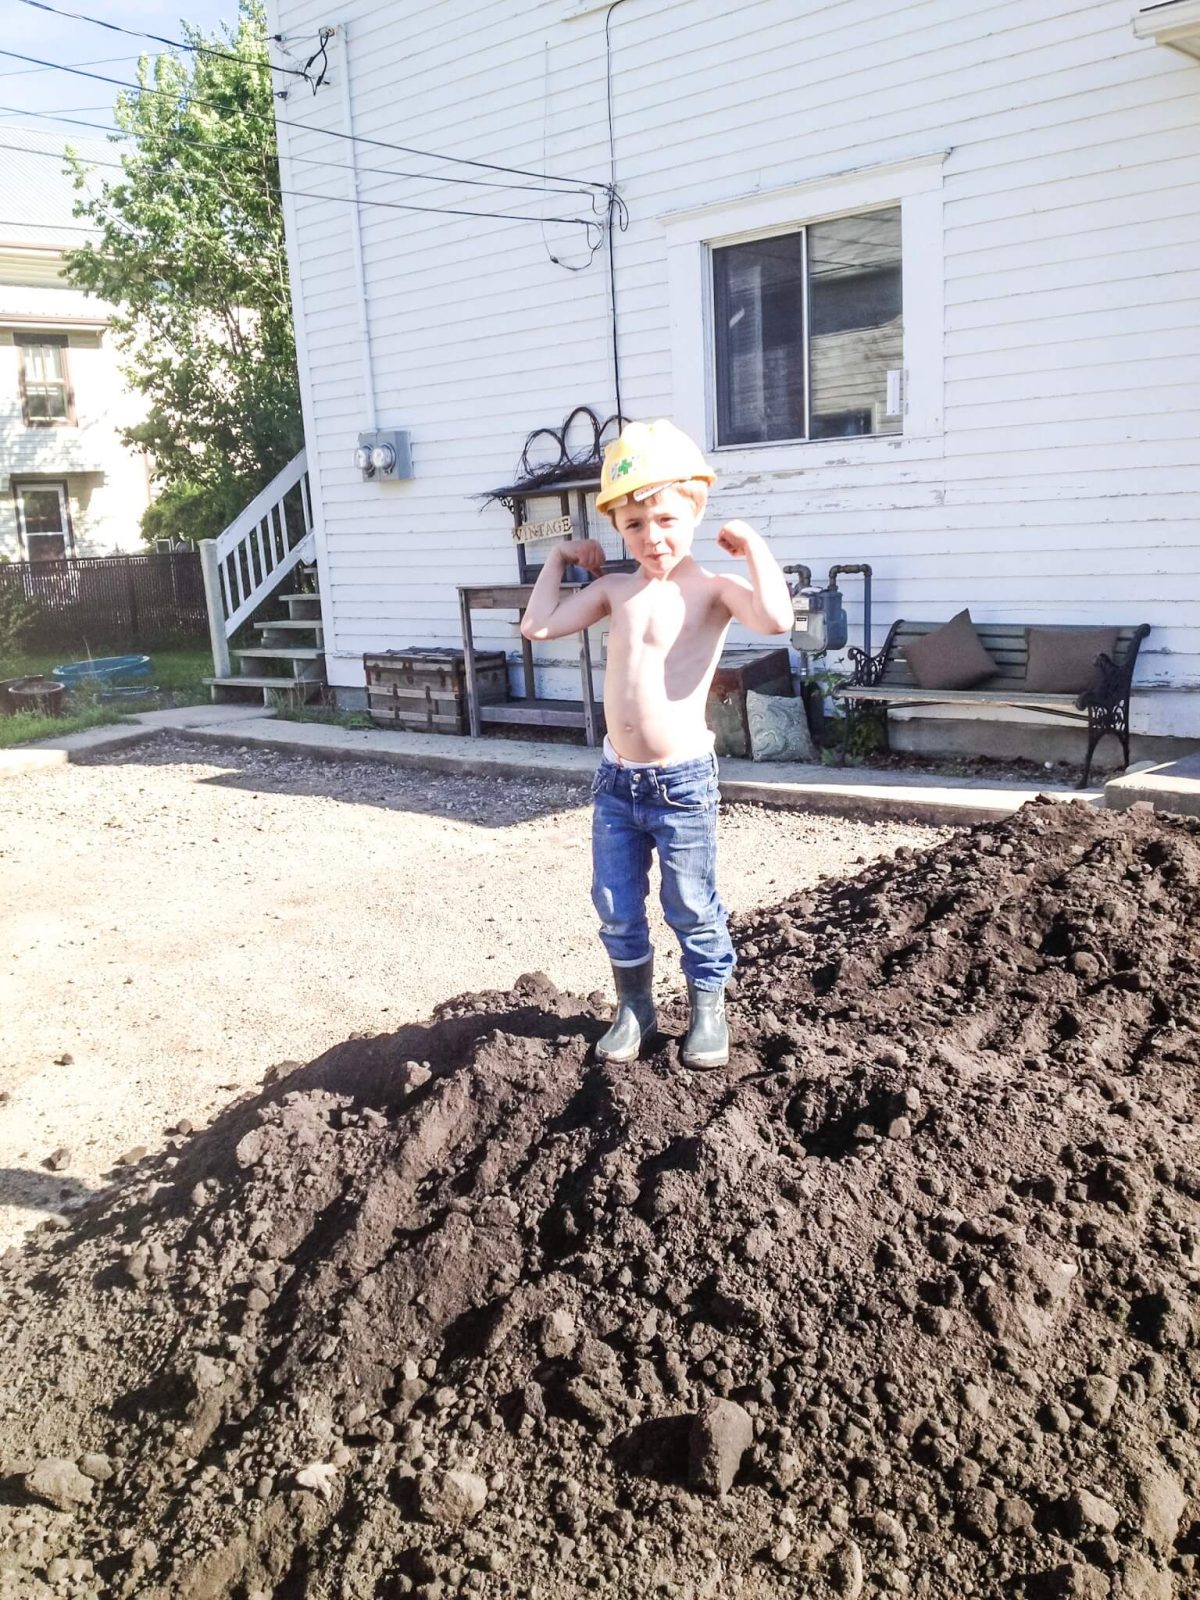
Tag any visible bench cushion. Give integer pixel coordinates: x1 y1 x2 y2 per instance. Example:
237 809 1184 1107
902 609 997 691
1024 625 1119 694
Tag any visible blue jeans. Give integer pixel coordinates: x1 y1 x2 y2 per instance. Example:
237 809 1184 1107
590 752 735 991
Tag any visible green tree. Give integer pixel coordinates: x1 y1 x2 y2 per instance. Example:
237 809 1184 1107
65 0 302 544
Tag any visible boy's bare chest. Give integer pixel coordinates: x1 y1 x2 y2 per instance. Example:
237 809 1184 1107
615 585 715 652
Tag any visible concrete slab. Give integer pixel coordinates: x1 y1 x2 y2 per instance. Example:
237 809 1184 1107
1105 751 1200 818
0 746 67 780
177 716 1101 827
1 702 269 774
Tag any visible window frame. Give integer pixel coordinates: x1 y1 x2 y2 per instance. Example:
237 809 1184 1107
663 152 947 474
14 331 75 427
12 478 74 561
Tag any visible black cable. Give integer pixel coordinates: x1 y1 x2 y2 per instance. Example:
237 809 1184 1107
0 53 132 79
605 0 631 423
14 0 313 81
0 135 599 229
0 107 597 200
0 47 613 195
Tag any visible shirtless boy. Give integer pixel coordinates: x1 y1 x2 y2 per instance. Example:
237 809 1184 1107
520 419 793 1069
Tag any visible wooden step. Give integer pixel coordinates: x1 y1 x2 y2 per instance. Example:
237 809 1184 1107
205 675 320 690
233 646 323 662
255 619 324 633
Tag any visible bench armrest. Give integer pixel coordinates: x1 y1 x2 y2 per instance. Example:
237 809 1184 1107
1074 624 1149 712
846 643 891 689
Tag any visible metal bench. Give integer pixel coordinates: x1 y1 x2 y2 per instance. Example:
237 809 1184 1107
835 621 1151 789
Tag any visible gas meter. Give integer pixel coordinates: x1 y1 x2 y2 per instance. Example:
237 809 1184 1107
784 564 873 659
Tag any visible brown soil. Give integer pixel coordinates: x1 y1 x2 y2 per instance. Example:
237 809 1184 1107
2 799 1199 1600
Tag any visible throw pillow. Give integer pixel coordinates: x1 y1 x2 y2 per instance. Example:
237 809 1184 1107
1025 627 1120 694
903 610 997 691
746 691 815 762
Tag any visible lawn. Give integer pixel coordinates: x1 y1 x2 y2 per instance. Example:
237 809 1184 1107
0 643 212 749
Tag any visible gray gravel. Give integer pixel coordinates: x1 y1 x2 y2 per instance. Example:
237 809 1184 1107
0 732 950 1246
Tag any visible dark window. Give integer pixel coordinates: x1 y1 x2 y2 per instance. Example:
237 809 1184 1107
14 481 72 560
16 333 74 425
712 207 903 446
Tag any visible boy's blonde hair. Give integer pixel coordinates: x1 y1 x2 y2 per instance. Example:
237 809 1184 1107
601 478 709 525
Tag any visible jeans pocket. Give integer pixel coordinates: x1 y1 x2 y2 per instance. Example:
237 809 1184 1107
659 774 717 811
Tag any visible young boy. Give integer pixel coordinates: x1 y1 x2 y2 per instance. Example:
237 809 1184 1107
520 419 794 1069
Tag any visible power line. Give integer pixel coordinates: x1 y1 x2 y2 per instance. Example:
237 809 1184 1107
0 218 96 230
0 102 596 202
14 0 313 81
0 54 133 79
0 46 613 195
0 135 600 232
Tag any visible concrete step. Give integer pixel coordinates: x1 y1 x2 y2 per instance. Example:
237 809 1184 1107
205 675 323 707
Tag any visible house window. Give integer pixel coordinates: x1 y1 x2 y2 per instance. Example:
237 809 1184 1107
711 206 903 446
14 481 72 561
15 333 74 425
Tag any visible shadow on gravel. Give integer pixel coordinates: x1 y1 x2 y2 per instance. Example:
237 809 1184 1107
78 731 593 829
0 1166 94 1216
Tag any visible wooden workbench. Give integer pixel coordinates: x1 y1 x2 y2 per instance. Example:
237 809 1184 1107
457 583 604 747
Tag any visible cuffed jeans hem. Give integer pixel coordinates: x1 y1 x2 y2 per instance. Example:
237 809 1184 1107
609 951 653 967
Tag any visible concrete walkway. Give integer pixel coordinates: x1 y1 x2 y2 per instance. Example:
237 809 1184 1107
2 701 1110 826
1105 753 1200 818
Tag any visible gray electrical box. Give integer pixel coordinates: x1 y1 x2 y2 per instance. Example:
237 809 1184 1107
356 428 413 482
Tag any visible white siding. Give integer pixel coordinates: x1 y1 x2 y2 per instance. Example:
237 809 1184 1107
269 0 1200 736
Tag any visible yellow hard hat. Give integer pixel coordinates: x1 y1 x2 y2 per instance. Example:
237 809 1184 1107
595 419 716 513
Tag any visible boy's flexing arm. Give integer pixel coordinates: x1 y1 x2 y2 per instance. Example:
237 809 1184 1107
519 540 612 641
714 520 795 635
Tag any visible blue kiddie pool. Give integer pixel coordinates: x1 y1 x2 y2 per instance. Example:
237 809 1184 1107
53 655 154 699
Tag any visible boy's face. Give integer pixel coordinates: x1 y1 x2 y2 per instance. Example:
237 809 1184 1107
611 485 700 580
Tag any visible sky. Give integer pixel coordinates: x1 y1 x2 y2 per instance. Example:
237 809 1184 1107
0 1 270 136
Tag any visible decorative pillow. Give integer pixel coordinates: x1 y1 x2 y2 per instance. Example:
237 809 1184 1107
902 610 997 691
1025 627 1120 694
746 691 815 763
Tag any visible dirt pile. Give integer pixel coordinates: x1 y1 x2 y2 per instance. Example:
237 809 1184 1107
2 799 1199 1600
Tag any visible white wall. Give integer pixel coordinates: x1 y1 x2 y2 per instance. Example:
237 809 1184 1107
269 0 1200 737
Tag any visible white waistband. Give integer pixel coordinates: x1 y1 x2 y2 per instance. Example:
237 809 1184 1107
602 732 715 769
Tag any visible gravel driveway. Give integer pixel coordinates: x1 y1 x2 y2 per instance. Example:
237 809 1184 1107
0 733 950 1246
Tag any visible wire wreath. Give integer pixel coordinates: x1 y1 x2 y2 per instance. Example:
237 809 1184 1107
483 406 626 509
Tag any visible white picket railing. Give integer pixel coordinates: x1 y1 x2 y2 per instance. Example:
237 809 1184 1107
198 450 314 677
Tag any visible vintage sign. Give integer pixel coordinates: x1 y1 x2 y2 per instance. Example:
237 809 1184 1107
513 514 573 546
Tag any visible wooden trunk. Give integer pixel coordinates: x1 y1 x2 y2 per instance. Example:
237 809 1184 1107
706 647 794 758
364 648 508 734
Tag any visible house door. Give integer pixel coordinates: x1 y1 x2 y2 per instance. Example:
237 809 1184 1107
14 481 72 561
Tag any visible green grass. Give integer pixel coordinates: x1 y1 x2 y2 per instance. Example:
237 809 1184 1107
272 703 373 731
0 702 128 749
0 644 213 748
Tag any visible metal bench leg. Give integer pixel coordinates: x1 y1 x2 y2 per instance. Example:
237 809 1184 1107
1079 716 1104 791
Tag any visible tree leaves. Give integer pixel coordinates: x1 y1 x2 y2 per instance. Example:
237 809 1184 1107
64 0 301 543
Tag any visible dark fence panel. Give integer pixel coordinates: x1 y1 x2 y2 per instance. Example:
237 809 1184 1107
0 551 208 652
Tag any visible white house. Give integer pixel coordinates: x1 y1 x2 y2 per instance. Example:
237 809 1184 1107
0 128 151 562
261 0 1200 758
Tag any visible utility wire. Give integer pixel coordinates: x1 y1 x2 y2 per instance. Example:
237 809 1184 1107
0 102 598 202
14 0 314 81
0 134 599 231
0 46 613 195
0 53 132 78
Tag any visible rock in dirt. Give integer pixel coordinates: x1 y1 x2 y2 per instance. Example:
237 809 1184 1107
414 1469 487 1526
24 1457 93 1510
688 1397 753 1496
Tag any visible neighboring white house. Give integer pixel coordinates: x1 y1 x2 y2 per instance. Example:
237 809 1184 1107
0 128 151 562
263 0 1200 753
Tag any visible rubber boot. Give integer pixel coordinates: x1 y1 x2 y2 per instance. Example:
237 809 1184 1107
595 957 656 1064
681 980 729 1070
